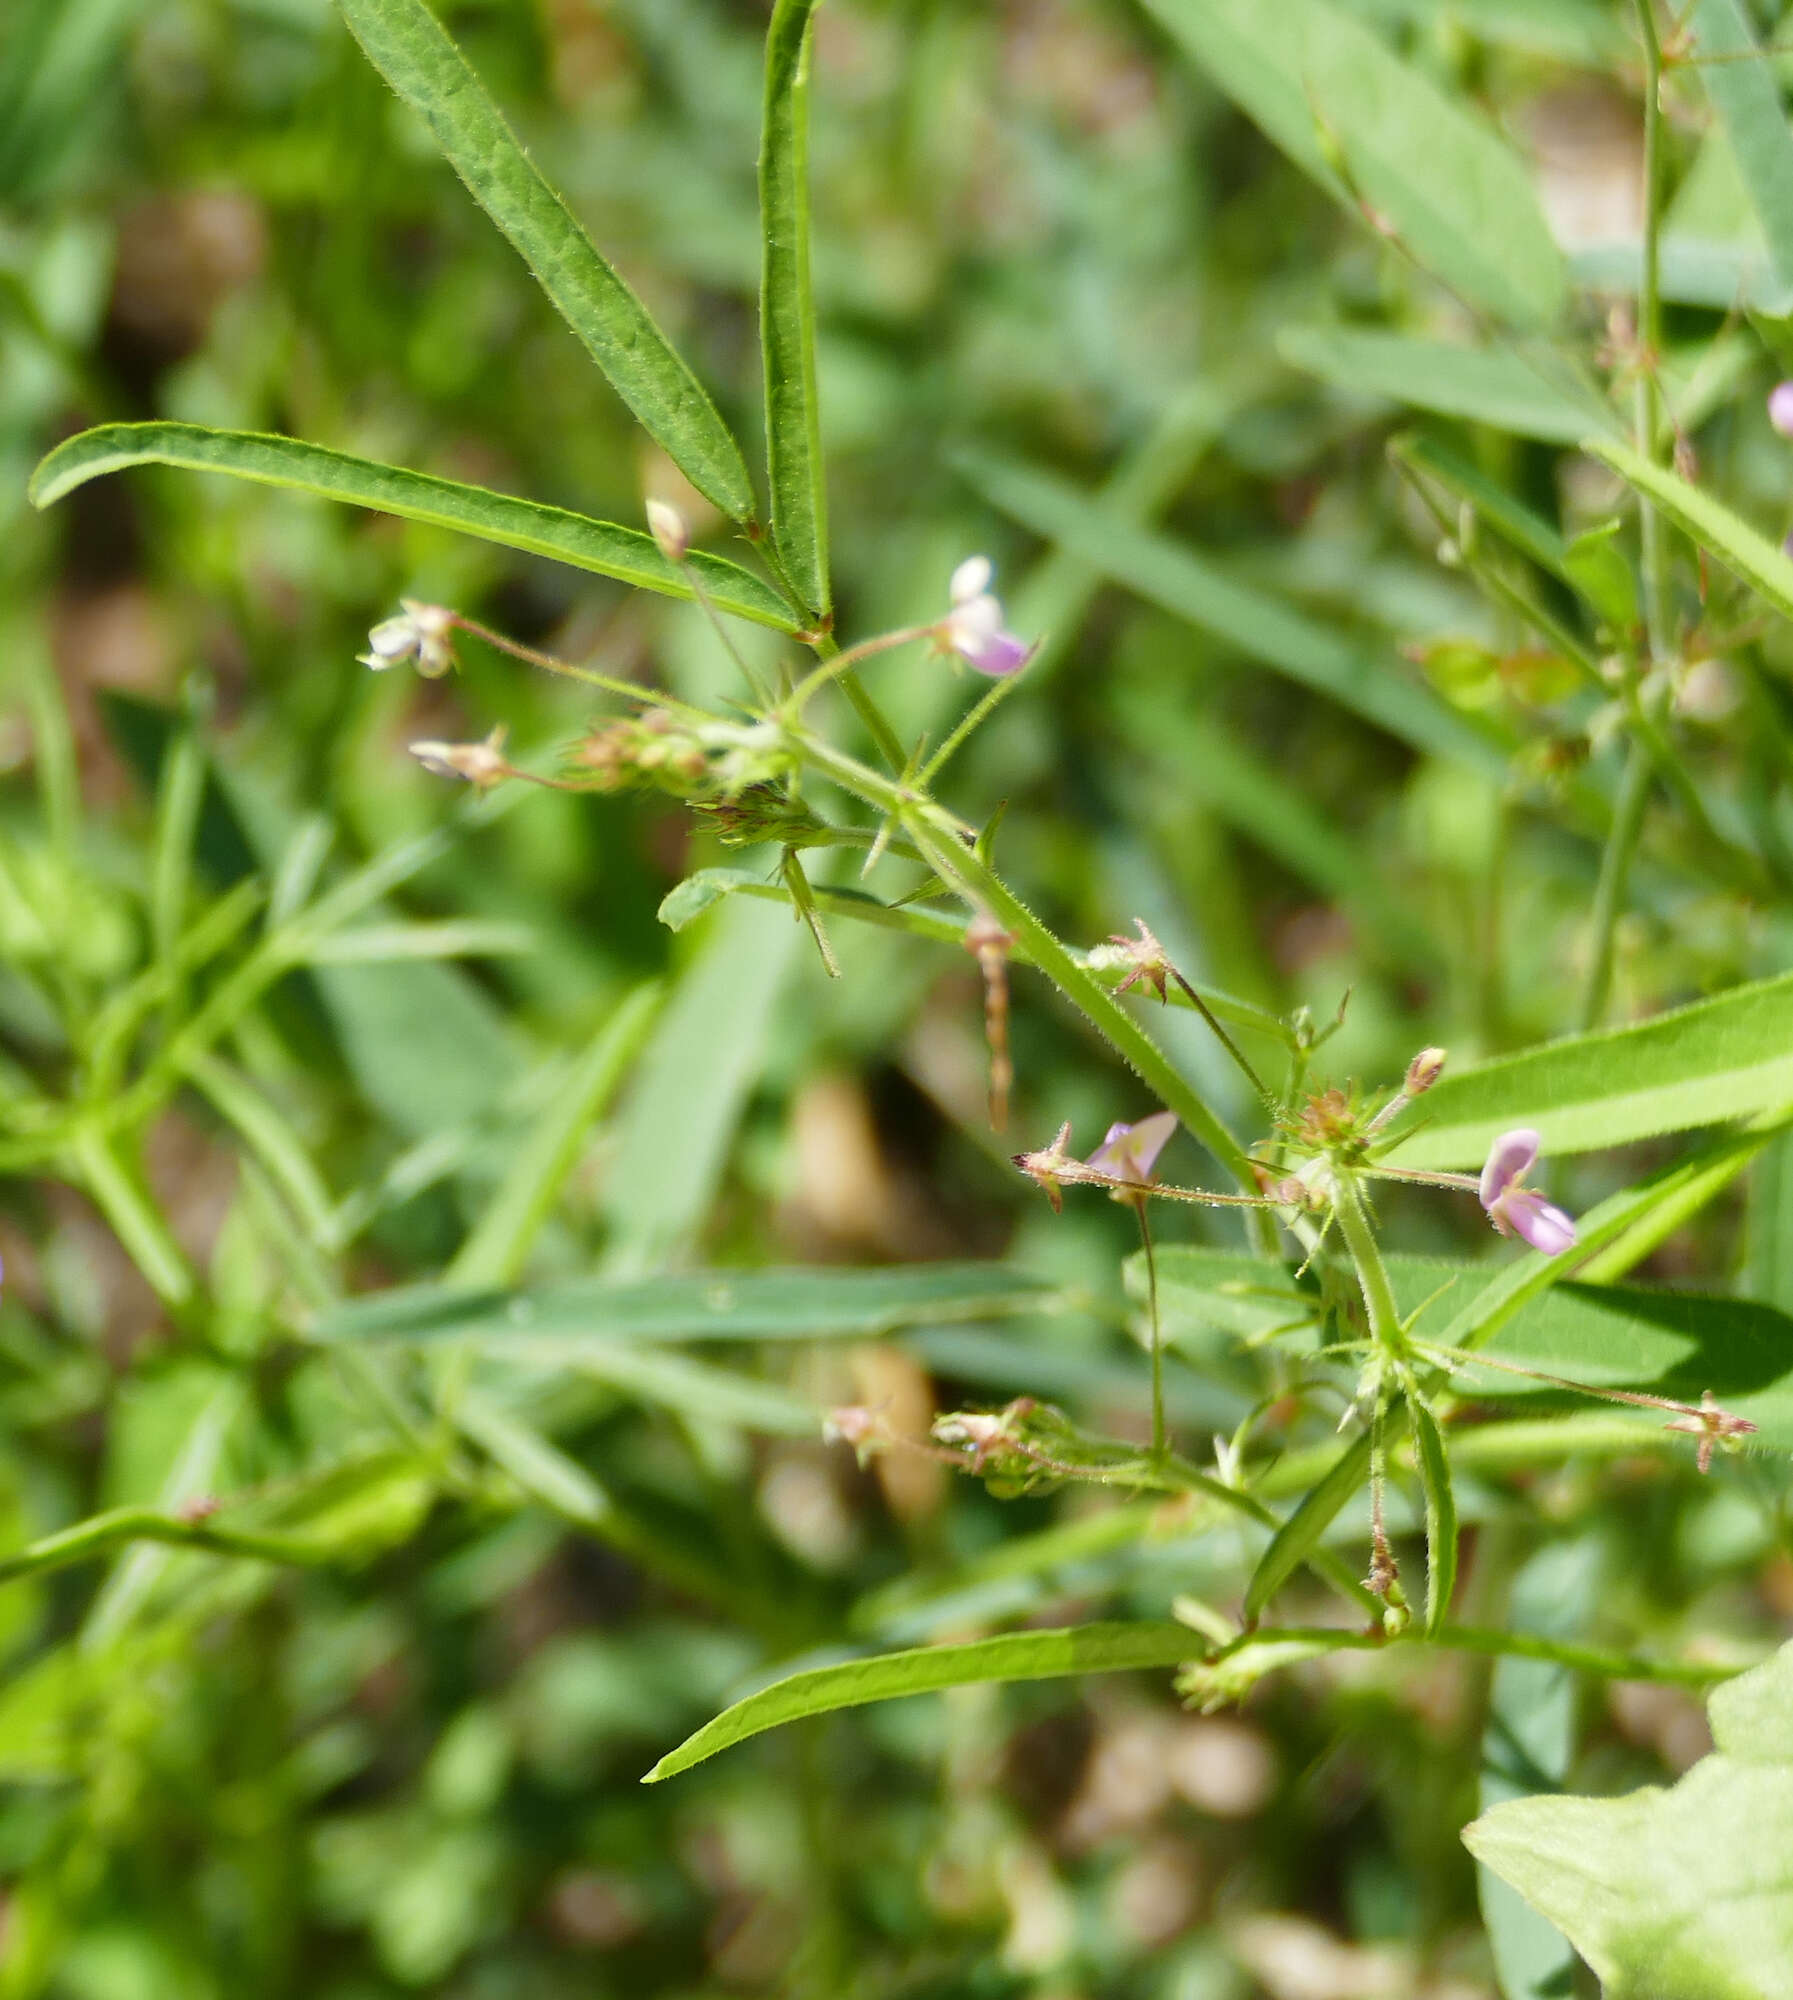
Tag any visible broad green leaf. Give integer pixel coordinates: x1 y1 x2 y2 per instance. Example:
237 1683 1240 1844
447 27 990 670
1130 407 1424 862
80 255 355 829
1144 0 1566 328
336 0 753 519
759 0 829 618
1692 0 1793 294
1280 327 1613 443
1153 1246 1793 1453
1382 970 1793 1168
1408 1399 1456 1638
1465 1639 1792 1998
30 425 795 629
448 983 662 1289
957 449 1503 772
642 1621 1196 1781
1243 1430 1372 1623
1587 438 1793 626
1478 1540 1601 2000
312 1261 1069 1347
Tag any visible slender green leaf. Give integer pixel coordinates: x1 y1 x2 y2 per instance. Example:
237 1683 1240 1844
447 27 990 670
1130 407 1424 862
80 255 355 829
1562 521 1638 629
29 424 795 629
336 0 753 518
448 982 662 1288
1692 0 1793 293
957 449 1504 771
298 920 535 965
759 0 829 618
1243 1431 1372 1623
1465 1639 1789 1999
1408 1399 1457 1638
1382 970 1793 1168
643 1621 1196 1781
455 1391 615 1534
1281 327 1613 443
312 1261 1069 1348
1588 438 1793 626
1143 0 1566 327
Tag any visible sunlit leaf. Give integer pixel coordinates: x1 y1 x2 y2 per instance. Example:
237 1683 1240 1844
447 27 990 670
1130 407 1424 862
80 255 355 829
30 424 796 629
337 0 755 519
643 1622 1195 1781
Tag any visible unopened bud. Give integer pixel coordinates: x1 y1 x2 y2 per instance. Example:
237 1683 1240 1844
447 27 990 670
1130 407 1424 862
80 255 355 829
646 498 689 563
1404 1047 1446 1096
408 725 511 789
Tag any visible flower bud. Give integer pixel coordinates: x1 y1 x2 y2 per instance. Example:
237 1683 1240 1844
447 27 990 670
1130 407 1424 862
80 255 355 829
1403 1047 1446 1096
646 498 689 563
408 725 510 789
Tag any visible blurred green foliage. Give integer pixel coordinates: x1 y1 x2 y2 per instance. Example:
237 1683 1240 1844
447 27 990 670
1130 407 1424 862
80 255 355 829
5 1 1793 1995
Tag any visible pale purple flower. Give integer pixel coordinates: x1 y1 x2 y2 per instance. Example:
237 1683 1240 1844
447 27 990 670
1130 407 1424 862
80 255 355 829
941 556 1031 677
1771 382 1793 439
1479 1128 1577 1255
360 599 456 678
1085 1109 1178 1188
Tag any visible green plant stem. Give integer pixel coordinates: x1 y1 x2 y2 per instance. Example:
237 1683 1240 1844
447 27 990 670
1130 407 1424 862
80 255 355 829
1135 1197 1165 1461
1581 740 1651 1030
785 725 1252 1181
1331 1170 1405 1357
919 661 1032 785
803 632 913 770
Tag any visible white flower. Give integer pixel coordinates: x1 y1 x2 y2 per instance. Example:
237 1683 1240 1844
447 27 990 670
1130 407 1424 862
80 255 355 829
360 599 457 678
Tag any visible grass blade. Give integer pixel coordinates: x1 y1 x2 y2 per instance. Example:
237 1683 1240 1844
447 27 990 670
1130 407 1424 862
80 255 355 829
643 1621 1195 1781
760 0 829 619
336 0 754 520
957 448 1504 771
31 424 795 630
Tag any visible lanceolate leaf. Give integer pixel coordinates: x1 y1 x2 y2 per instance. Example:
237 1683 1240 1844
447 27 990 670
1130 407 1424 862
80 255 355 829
759 0 830 619
1465 1639 1792 1998
1691 0 1793 294
957 449 1503 772
1280 327 1614 444
1408 1399 1458 1638
1143 0 1566 328
1587 438 1793 626
1243 1431 1372 1622
336 0 755 519
1382 969 1793 1168
642 1622 1196 1781
29 424 797 631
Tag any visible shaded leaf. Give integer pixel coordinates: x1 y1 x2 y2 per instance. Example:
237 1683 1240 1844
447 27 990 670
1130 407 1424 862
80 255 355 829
1144 0 1566 326
1243 1430 1372 1622
1408 1398 1457 1637
1281 327 1613 443
1692 0 1793 294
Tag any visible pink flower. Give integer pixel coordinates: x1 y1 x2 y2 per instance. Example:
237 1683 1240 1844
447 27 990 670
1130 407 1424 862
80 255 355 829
942 557 1031 677
1085 1110 1178 1188
1479 1129 1577 1255
1771 382 1793 439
